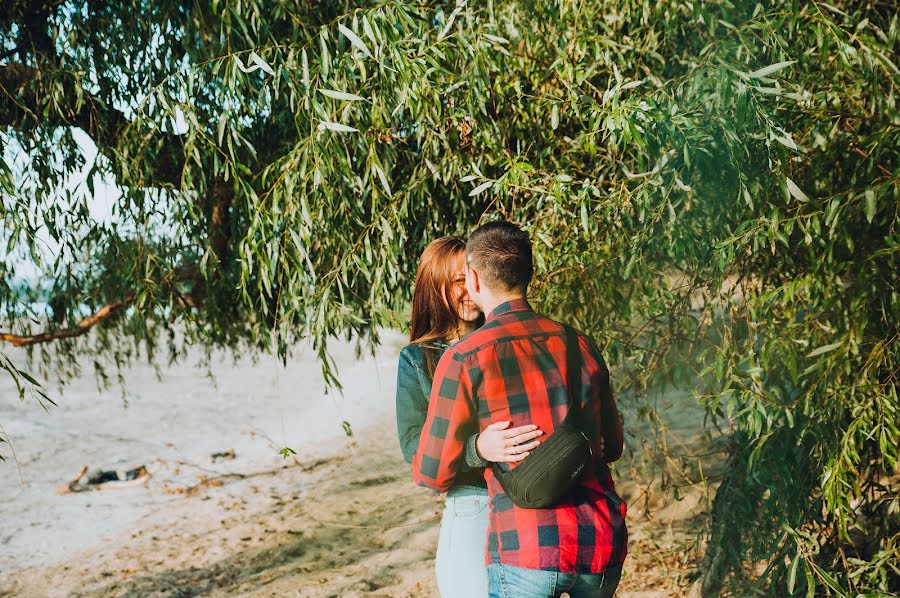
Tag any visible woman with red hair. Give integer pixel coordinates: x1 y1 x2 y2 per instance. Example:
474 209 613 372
396 236 543 597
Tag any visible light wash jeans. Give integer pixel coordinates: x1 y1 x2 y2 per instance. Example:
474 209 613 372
487 562 622 598
435 485 490 598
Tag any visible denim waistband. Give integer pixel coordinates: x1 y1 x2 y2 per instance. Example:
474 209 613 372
447 484 489 498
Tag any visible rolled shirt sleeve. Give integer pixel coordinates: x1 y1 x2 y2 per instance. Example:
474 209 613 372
412 349 476 493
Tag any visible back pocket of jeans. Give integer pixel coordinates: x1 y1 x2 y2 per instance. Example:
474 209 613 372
452 495 489 518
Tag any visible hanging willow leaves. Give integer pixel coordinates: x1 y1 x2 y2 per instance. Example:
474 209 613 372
1 1 897 595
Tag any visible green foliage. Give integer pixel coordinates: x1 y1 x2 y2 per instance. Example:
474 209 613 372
278 445 297 460
1 0 897 594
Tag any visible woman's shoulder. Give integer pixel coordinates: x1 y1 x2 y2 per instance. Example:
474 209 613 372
399 343 422 359
400 340 447 361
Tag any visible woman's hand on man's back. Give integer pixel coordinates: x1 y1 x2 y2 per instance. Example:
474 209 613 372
476 421 543 463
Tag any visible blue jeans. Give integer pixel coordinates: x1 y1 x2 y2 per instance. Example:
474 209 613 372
487 563 622 598
435 485 490 597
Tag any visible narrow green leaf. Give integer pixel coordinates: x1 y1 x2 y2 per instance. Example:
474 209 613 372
775 134 798 151
807 342 842 358
786 177 810 202
373 163 392 196
805 561 815 598
748 60 796 78
16 368 41 386
320 34 330 79
437 5 463 41
483 33 510 45
301 49 310 87
469 181 493 196
318 89 365 101
816 568 843 594
864 189 876 223
318 120 358 133
788 555 800 594
362 16 378 50
248 51 275 76
338 24 372 59
216 114 227 144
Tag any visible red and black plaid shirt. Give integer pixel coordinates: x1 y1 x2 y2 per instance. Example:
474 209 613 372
413 299 627 573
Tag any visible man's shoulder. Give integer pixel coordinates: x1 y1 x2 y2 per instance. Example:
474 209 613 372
557 321 609 372
504 310 571 342
437 311 600 357
523 314 606 363
526 312 592 342
440 321 505 362
443 313 564 359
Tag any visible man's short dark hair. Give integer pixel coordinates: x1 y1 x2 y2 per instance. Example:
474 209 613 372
466 221 533 293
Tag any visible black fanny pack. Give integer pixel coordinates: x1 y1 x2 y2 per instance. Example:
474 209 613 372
491 325 593 509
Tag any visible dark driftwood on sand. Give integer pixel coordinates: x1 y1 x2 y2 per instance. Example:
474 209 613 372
56 464 151 494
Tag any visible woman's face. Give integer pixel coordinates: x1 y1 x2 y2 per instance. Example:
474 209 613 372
452 254 482 323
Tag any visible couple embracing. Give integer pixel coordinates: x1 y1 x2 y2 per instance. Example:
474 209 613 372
396 221 627 598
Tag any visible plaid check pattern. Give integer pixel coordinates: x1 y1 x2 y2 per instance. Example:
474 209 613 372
413 299 627 573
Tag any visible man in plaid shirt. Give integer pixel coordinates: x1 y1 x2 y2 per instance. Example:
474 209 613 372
413 221 627 598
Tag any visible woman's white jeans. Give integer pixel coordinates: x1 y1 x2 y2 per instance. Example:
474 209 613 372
435 485 490 597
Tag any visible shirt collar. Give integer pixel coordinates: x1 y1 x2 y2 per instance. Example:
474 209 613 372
487 298 532 321
421 338 450 349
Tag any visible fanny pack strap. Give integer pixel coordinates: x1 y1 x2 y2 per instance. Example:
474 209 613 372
562 325 583 425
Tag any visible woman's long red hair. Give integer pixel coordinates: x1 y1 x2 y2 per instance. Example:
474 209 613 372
410 237 481 375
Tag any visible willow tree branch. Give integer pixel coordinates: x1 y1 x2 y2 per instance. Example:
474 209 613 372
0 294 134 347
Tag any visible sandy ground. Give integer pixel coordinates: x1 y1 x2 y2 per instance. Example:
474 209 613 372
0 333 720 597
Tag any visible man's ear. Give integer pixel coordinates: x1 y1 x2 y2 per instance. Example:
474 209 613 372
466 266 480 294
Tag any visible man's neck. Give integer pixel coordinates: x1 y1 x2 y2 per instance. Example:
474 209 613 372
478 291 527 319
